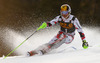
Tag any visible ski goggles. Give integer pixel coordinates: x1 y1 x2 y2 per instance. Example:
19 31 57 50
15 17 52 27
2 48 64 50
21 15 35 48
61 11 68 15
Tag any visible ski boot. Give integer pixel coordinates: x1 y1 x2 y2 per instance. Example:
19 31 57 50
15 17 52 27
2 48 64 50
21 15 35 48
27 51 38 56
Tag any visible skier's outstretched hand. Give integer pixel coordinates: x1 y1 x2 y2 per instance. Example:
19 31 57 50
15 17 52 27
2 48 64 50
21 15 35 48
82 40 88 49
37 22 47 31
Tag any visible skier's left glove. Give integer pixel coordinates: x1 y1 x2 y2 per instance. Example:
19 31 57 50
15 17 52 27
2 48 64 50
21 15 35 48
82 40 88 49
37 22 47 31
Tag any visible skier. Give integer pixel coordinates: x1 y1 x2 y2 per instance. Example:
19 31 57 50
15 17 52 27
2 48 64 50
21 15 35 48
27 4 89 56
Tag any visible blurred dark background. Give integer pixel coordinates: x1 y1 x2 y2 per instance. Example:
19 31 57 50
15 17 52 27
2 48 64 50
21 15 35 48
0 0 100 57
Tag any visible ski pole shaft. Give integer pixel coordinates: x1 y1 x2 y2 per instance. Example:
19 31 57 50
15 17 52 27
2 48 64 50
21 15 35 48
3 30 37 59
3 22 47 59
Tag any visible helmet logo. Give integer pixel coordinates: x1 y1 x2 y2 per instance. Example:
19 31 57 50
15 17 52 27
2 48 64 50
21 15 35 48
61 6 67 11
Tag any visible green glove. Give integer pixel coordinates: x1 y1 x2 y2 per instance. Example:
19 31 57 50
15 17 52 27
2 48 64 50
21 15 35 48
37 22 47 31
82 40 88 49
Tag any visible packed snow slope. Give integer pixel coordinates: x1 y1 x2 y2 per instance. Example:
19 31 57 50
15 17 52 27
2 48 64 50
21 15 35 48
0 26 100 63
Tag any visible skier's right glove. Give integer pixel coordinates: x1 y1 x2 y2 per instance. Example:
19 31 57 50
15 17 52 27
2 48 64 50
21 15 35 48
37 22 47 31
82 40 88 49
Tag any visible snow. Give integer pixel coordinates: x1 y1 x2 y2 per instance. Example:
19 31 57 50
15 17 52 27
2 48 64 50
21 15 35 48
0 26 100 63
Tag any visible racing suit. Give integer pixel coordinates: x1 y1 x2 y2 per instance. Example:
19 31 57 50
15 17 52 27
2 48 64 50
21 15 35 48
28 14 86 56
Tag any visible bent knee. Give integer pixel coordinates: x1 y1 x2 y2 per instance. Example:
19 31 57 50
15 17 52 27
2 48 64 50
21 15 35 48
65 36 74 44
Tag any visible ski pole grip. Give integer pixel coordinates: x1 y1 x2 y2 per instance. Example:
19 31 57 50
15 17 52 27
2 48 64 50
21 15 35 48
37 22 47 31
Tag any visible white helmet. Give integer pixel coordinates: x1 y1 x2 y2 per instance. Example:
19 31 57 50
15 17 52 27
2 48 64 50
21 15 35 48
60 4 71 15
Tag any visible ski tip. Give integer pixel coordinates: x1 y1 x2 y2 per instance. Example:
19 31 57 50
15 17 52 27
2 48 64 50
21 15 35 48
71 46 77 50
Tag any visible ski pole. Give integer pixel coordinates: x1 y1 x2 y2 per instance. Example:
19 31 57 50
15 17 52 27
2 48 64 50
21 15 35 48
3 22 47 59
3 30 37 59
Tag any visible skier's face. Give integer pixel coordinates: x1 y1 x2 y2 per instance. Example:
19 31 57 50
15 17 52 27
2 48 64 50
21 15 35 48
61 11 69 18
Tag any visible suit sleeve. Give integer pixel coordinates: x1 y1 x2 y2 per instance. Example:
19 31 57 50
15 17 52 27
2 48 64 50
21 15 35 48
74 18 86 41
47 16 60 27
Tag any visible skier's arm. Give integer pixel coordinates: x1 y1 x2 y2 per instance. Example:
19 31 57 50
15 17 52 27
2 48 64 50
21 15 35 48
74 18 85 41
37 16 59 30
74 18 88 49
47 16 60 27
